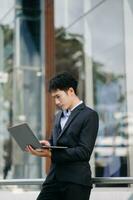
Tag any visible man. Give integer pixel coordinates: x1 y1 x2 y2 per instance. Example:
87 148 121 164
26 72 99 200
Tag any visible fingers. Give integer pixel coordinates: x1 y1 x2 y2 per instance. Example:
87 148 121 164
26 145 51 158
40 140 50 146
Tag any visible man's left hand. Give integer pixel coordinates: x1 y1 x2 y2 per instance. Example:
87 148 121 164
25 145 51 158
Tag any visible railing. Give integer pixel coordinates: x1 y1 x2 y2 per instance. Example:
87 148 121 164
0 177 133 186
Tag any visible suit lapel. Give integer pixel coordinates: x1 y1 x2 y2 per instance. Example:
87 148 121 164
55 111 62 127
57 103 85 141
53 111 62 144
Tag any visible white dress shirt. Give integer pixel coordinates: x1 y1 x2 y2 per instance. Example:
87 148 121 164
60 101 83 130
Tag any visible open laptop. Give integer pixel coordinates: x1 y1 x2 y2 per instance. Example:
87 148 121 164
8 123 67 151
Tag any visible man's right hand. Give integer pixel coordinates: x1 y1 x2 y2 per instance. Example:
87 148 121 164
40 140 50 147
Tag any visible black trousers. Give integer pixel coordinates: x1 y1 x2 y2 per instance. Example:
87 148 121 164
36 181 91 200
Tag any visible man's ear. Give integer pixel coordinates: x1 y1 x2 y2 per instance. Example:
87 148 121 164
68 87 75 95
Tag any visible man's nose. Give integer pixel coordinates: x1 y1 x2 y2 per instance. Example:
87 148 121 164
55 99 60 105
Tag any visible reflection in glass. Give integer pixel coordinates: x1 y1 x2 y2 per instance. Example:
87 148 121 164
12 0 42 179
89 0 128 181
54 0 130 183
19 4 41 67
0 0 43 182
55 27 85 99
0 2 14 180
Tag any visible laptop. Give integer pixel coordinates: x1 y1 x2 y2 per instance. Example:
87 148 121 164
8 123 67 151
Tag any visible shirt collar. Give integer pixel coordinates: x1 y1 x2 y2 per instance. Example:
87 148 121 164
62 101 83 116
63 109 71 117
70 100 83 112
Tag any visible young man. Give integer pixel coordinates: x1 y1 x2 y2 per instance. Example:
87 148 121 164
26 72 99 200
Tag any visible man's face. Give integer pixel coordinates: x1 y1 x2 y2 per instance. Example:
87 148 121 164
51 89 73 110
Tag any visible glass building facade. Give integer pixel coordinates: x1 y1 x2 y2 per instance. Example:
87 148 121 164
0 0 133 188
0 0 43 180
54 0 129 179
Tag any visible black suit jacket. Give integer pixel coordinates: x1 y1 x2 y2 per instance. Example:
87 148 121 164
45 103 99 186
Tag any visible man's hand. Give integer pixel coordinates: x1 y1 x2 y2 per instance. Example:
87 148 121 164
25 140 51 158
40 140 51 147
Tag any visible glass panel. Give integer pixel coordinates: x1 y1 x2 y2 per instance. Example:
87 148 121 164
12 0 42 179
55 0 83 28
124 0 133 178
0 0 43 183
55 0 86 100
54 0 129 184
19 11 41 66
88 0 127 180
0 0 15 180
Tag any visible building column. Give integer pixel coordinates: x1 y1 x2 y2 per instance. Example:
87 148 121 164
44 0 55 173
